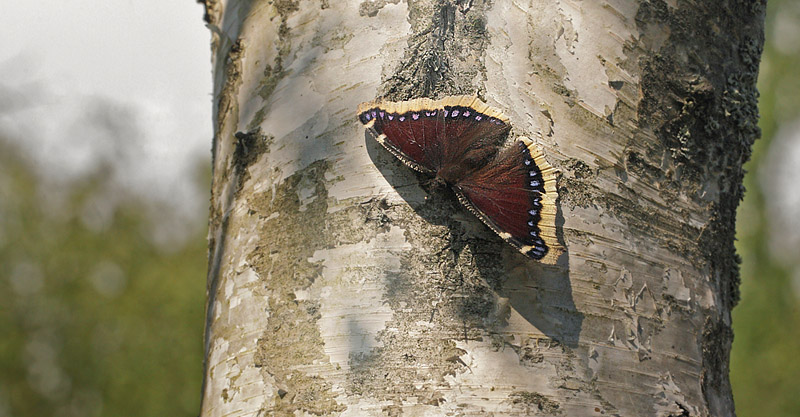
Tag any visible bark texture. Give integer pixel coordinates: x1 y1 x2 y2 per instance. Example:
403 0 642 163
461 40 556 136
199 1 764 416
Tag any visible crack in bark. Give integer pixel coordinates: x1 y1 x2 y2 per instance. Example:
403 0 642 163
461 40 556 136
382 0 491 100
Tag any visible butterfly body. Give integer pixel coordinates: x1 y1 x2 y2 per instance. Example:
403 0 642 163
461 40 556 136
358 96 562 264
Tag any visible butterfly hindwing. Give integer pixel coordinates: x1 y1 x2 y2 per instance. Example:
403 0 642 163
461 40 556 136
454 138 561 263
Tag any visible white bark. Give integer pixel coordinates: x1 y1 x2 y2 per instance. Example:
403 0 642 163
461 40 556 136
200 1 763 416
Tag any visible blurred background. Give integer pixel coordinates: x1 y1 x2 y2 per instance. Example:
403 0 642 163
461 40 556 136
0 2 210 416
0 1 796 416
730 0 800 416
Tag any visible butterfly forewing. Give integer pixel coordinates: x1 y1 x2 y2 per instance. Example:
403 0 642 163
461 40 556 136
359 99 445 173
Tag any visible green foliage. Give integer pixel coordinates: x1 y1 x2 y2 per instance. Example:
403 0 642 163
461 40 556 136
731 0 800 416
0 141 207 417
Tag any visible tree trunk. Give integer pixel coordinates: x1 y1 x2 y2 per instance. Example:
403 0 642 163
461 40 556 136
199 1 764 416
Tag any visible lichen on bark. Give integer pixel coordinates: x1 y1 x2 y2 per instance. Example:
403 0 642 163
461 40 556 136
634 2 764 412
245 160 346 414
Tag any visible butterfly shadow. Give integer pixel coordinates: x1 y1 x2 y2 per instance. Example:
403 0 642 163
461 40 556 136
365 131 583 348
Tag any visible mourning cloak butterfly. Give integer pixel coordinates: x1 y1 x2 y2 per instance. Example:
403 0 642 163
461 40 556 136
358 95 561 263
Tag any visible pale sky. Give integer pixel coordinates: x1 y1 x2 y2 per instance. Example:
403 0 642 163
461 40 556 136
0 1 212 228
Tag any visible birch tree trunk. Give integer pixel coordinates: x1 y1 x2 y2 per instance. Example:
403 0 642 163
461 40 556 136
199 1 764 416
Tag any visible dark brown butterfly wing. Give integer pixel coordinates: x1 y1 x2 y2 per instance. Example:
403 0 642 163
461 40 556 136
358 96 510 176
454 138 562 263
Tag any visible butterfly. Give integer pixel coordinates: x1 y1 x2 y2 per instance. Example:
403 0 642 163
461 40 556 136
358 95 562 264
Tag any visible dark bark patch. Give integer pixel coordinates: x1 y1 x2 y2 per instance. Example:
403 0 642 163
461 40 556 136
701 316 734 415
199 0 221 25
232 128 273 192
212 39 245 169
381 0 492 100
635 0 764 309
358 0 401 17
668 401 692 417
256 61 289 103
246 160 346 415
516 337 566 368
509 391 561 414
634 1 764 413
273 0 299 15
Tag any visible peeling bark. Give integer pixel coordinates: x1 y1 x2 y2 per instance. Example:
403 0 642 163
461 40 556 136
199 1 764 416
